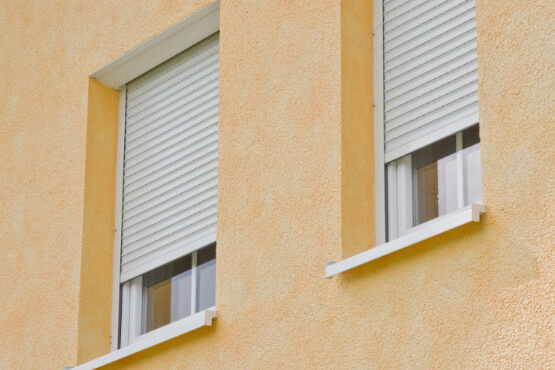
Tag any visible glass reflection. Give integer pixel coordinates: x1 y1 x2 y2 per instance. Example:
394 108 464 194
196 243 216 312
412 125 481 226
141 243 217 334
143 254 192 333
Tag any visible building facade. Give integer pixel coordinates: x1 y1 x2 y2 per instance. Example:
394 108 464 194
0 0 553 368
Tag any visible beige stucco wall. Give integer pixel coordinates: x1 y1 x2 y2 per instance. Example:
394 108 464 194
78 78 119 364
0 0 553 369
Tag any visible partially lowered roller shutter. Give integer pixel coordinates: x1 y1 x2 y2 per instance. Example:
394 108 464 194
119 32 219 283
382 0 479 163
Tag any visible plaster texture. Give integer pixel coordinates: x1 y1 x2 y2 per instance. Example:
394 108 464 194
0 0 553 369
78 78 119 364
0 1 213 368
341 0 375 258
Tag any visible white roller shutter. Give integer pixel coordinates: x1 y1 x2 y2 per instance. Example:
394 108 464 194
119 32 219 283
382 0 479 163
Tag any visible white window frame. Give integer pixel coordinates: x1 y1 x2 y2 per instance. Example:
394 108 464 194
373 0 387 246
91 1 220 90
387 130 478 240
89 0 220 354
119 248 215 347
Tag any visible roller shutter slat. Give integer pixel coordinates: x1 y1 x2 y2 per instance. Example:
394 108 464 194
386 102 479 152
125 103 218 152
384 0 428 23
119 33 219 282
384 112 479 163
124 126 217 180
122 200 217 250
385 57 477 101
384 41 477 86
126 41 219 100
384 1 475 51
123 166 217 218
123 151 218 205
121 213 217 263
126 82 219 130
385 80 478 128
122 183 217 233
126 72 219 125
385 68 477 112
384 0 450 35
120 226 217 282
386 93 479 140
125 90 218 140
122 163 218 217
126 51 219 110
124 111 218 162
384 0 413 14
125 117 218 169
123 145 217 196
384 18 476 68
382 0 478 162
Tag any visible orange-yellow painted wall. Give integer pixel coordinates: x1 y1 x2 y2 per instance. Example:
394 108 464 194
341 0 375 258
0 0 553 369
78 78 119 364
0 1 213 368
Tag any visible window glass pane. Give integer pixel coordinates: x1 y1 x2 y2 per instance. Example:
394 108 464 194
463 143 481 204
387 125 481 237
463 125 481 205
196 243 216 312
412 135 457 225
415 161 438 223
437 151 459 216
170 258 193 322
463 124 480 149
143 254 192 333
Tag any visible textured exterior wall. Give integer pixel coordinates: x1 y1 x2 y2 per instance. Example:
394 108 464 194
0 1 214 368
78 78 119 364
106 1 344 367
341 0 375 258
475 0 554 366
0 0 553 369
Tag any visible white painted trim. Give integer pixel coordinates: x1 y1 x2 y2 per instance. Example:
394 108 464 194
373 0 386 246
110 87 126 351
386 162 398 240
325 204 486 278
456 131 465 208
190 251 198 315
73 310 217 370
121 252 214 348
128 276 143 344
135 304 216 344
396 154 413 237
91 1 220 89
119 281 131 348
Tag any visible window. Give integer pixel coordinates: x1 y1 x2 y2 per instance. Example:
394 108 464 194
119 244 216 347
77 3 220 365
386 125 481 240
114 31 219 348
374 0 482 243
143 244 216 333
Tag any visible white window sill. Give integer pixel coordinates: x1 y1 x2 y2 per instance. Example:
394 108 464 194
325 204 486 278
71 309 217 370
